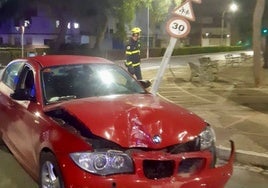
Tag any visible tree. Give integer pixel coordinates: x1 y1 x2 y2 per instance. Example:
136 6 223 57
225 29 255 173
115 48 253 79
92 0 183 49
38 0 145 51
0 0 184 52
149 0 182 32
263 4 268 68
252 0 265 87
0 0 145 51
35 0 105 51
112 0 147 44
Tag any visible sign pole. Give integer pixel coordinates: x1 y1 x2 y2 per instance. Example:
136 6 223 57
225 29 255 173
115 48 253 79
151 37 177 95
150 0 201 95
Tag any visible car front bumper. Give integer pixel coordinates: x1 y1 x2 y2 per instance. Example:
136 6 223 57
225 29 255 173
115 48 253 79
61 141 235 188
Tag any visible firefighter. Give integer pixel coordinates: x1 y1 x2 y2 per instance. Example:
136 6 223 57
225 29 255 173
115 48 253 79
125 27 142 80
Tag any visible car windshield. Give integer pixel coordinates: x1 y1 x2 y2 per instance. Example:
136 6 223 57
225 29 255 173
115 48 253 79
41 63 146 104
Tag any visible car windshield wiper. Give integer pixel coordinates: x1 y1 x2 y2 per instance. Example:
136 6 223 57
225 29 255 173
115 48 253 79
49 95 77 102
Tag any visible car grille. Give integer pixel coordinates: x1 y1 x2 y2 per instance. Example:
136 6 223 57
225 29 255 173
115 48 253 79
143 158 205 179
142 138 204 180
143 160 175 179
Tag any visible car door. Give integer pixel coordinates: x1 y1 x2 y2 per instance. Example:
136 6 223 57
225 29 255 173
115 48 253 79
0 61 24 129
0 61 38 170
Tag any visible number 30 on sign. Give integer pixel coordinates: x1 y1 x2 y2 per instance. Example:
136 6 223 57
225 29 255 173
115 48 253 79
166 17 191 38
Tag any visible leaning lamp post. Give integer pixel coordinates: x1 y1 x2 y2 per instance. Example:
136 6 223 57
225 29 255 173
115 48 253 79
220 2 238 46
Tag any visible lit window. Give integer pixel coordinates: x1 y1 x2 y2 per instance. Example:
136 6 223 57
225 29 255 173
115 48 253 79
74 22 79 29
24 20 30 27
56 20 60 28
67 22 80 29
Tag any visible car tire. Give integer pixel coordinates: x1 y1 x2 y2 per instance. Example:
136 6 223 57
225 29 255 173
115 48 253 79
0 137 4 150
39 152 65 188
0 137 4 146
0 137 11 153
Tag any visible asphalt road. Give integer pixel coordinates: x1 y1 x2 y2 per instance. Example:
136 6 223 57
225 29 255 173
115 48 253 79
225 166 268 188
0 142 37 188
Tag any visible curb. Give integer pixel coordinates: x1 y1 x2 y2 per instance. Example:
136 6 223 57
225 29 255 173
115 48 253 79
217 145 268 168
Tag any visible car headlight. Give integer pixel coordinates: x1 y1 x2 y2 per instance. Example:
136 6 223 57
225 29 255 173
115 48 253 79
199 125 216 150
70 150 134 175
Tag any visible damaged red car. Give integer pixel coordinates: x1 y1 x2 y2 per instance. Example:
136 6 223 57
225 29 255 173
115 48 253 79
0 55 234 188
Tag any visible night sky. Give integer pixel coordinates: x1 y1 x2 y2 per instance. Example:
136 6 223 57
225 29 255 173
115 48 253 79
199 0 256 9
191 0 268 27
193 0 259 17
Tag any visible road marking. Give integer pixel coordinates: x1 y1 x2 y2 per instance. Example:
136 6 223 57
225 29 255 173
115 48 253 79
158 85 212 103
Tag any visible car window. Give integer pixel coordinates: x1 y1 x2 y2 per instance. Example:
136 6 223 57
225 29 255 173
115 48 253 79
1 61 24 90
41 63 146 104
17 66 36 98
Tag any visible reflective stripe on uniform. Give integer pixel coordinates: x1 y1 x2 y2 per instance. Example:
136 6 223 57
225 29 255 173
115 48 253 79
125 61 132 66
132 62 140 67
125 50 140 55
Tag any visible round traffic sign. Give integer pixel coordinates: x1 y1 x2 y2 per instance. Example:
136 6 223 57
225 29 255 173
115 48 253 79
166 17 191 38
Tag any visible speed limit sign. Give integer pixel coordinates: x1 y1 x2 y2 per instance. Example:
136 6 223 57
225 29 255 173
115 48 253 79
166 17 191 38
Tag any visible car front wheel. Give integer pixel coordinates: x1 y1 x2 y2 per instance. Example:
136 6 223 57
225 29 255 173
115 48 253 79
39 152 64 188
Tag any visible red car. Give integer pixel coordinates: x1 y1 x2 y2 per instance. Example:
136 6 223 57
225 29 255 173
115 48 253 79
0 55 234 188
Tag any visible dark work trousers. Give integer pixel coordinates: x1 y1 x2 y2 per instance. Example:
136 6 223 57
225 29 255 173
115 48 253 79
127 65 142 80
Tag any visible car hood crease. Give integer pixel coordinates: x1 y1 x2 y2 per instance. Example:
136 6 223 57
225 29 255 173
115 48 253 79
44 94 206 148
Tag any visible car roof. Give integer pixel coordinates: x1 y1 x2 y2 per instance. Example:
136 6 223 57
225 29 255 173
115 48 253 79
27 55 114 68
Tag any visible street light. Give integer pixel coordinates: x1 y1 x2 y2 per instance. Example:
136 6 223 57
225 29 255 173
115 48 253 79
20 26 25 58
16 20 30 58
220 2 238 46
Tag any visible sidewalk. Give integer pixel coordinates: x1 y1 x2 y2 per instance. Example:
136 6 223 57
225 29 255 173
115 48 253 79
142 58 268 168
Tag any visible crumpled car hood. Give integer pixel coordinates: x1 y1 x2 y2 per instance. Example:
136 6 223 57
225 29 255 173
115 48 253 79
45 94 206 148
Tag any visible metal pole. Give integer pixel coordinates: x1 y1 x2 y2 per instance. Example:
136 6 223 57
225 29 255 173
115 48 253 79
150 37 177 95
146 6 150 59
150 0 182 95
221 10 226 46
21 26 25 58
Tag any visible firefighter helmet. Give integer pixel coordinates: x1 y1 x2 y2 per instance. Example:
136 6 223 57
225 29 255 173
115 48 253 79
131 27 142 34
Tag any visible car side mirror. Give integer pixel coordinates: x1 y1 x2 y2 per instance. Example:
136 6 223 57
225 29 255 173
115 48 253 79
10 89 36 101
139 80 151 89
